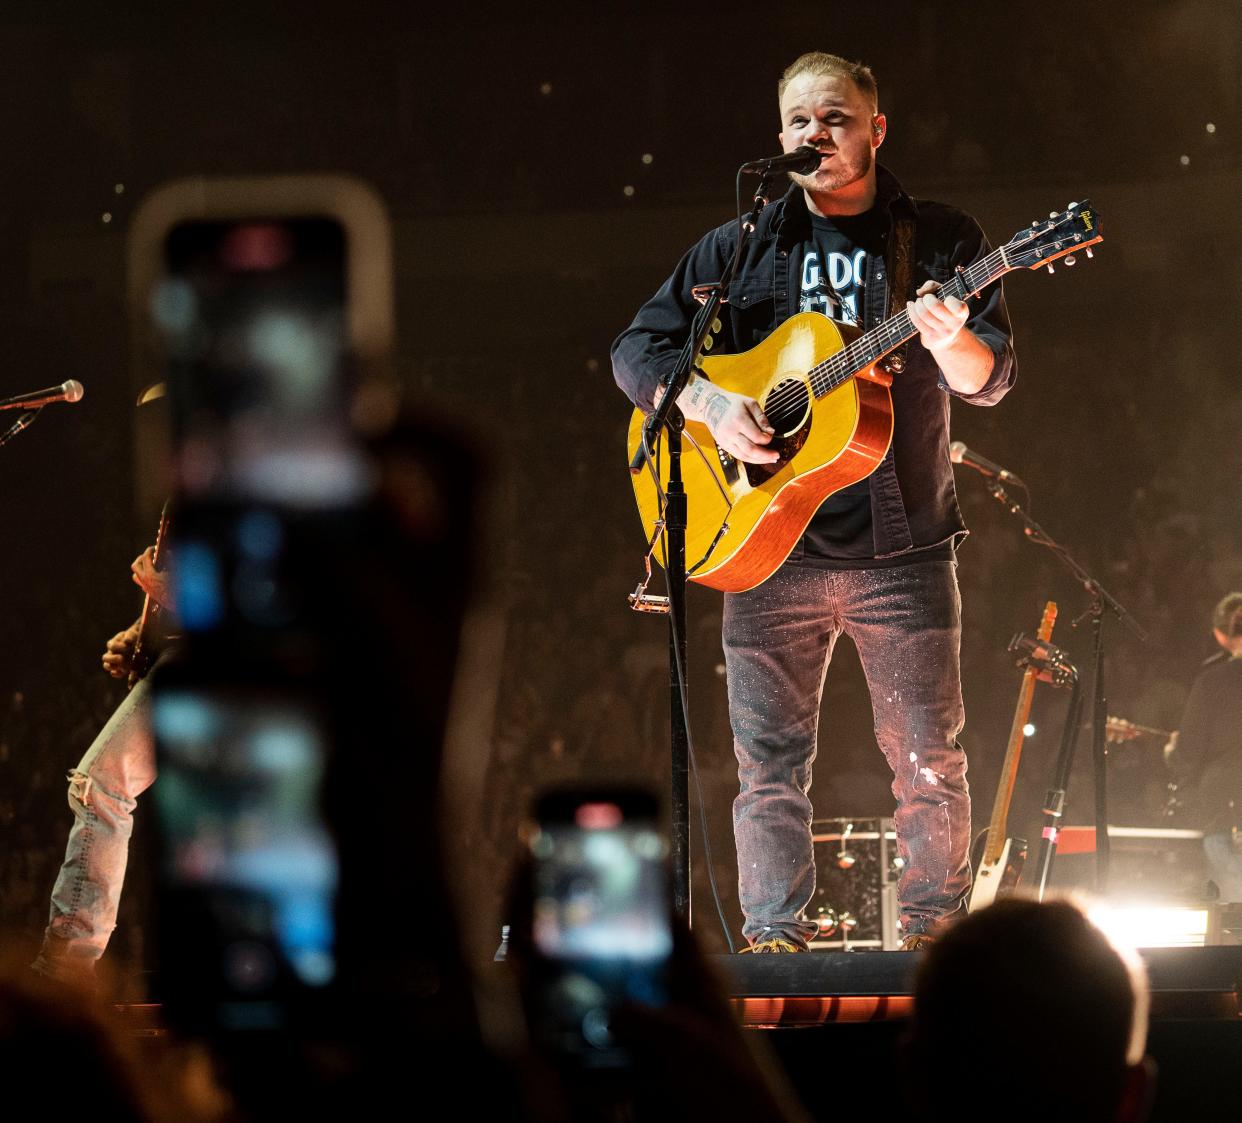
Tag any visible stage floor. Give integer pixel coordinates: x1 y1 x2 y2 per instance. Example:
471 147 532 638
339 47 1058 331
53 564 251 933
719 945 1242 1024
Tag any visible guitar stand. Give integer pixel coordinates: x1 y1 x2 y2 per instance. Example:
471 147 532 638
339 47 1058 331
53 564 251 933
1032 656 1084 897
985 479 1147 893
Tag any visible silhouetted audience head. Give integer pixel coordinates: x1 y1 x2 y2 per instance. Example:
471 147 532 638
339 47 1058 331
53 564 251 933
1211 590 1242 651
0 966 158 1122
906 898 1152 1123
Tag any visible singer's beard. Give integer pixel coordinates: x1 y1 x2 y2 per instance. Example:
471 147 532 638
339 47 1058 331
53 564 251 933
789 145 873 197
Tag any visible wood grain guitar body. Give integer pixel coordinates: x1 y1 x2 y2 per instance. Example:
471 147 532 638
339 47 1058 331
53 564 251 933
627 313 894 593
625 199 1106 594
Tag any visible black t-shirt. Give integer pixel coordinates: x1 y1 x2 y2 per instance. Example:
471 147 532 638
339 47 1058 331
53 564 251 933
796 209 951 567
1175 654 1242 831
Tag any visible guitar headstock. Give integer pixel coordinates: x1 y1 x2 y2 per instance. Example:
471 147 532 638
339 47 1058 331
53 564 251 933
1004 201 1103 273
1007 601 1072 685
1037 600 1057 642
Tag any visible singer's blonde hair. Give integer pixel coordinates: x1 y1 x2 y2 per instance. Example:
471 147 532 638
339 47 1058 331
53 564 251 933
778 52 878 110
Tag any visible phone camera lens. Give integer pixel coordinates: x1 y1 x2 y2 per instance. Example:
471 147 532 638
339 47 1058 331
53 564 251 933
581 1007 614 1048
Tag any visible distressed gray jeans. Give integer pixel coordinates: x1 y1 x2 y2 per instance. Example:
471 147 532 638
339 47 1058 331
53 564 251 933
723 559 971 946
34 674 157 977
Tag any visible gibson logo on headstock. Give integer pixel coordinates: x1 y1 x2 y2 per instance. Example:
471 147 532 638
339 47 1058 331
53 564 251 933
1080 211 1094 231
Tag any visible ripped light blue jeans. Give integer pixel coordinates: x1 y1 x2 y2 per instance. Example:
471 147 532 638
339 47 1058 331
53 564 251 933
39 675 157 974
723 559 971 946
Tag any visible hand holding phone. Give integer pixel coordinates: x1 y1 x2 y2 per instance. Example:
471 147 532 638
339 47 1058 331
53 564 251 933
524 788 671 1067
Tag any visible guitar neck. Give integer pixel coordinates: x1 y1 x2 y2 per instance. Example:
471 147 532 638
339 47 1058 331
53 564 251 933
981 601 1058 867
127 502 171 691
808 246 1014 396
981 666 1038 866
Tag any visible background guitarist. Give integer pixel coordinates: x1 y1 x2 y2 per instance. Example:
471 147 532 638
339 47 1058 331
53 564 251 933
30 543 175 988
1166 592 1242 904
611 51 1016 951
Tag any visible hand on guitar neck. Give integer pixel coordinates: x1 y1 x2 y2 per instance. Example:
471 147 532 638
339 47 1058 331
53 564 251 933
130 545 175 613
906 280 995 396
105 540 174 687
101 622 143 680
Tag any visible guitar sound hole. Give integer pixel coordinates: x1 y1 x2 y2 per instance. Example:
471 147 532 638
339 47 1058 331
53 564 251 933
744 378 812 487
763 378 811 436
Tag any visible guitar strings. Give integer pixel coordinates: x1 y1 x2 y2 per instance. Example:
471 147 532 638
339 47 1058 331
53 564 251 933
795 213 1082 400
755 247 1007 419
713 208 1081 423
763 251 996 414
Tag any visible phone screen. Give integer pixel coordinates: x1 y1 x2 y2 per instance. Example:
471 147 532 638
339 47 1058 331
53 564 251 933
150 683 338 1034
527 793 671 1065
154 216 371 507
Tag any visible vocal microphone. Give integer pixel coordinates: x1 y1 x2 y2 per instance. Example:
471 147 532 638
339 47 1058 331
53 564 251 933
0 380 86 412
949 440 1025 488
740 146 824 175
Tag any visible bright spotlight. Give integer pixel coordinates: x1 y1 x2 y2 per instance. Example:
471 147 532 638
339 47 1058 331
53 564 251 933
1087 902 1213 949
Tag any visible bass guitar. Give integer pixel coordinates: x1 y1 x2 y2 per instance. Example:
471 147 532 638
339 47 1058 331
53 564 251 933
627 203 1103 593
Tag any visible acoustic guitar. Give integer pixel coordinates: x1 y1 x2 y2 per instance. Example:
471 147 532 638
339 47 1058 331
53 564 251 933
627 202 1103 593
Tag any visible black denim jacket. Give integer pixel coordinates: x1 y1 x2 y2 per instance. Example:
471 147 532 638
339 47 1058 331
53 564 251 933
611 166 1017 559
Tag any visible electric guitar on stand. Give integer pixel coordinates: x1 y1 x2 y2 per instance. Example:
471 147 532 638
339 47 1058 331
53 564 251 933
627 203 1103 593
969 601 1061 911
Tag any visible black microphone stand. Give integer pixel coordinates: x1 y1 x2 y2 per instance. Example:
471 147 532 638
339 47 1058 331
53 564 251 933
628 174 778 921
984 479 1146 892
0 408 42 448
1032 655 1083 897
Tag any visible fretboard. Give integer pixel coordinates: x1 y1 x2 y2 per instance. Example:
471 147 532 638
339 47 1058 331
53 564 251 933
808 245 1012 397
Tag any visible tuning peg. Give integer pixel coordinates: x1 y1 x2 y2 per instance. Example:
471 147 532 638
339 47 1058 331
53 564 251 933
702 336 713 350
1031 220 1039 228
712 318 722 333
1065 255 1076 267
1068 201 1079 209
1049 210 1059 219
1046 263 1055 274
1085 247 1094 259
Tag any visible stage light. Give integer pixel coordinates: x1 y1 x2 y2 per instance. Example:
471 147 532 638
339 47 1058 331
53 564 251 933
1087 902 1213 949
642 153 654 165
1206 122 1217 134
1180 154 1191 166
114 182 125 194
101 212 112 224
1022 722 1036 736
539 82 552 96
623 185 635 197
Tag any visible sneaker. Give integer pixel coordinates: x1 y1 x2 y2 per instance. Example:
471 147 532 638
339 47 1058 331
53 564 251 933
739 937 804 954
899 933 936 952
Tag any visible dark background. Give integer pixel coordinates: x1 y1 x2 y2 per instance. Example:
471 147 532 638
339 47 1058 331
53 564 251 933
0 1 1239 967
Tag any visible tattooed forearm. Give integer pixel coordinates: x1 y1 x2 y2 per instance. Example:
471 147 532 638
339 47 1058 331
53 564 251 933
685 377 710 411
704 391 729 430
